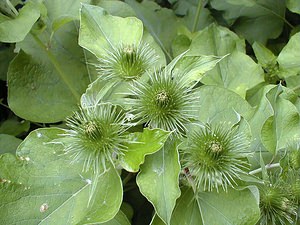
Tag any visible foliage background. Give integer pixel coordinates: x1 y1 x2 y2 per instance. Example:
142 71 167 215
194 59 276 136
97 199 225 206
0 0 300 224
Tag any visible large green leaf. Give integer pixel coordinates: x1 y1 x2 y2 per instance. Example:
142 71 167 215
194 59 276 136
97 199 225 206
0 134 22 154
201 51 264 98
0 117 30 136
252 42 277 69
152 187 260 225
195 85 254 124
0 43 15 80
261 85 300 154
8 1 90 122
76 167 123 224
79 3 143 58
188 24 263 97
96 210 131 225
247 84 275 152
188 23 245 56
120 128 170 172
91 0 136 17
137 140 181 225
0 128 122 224
287 0 300 14
277 32 300 77
166 188 202 225
197 187 260 225
0 1 40 43
171 0 214 32
210 0 286 44
125 0 184 61
174 54 226 84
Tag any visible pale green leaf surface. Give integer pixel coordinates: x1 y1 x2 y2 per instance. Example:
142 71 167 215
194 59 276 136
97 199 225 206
170 188 202 225
0 1 40 43
51 16 76 32
188 24 245 56
152 187 260 225
125 0 183 61
201 51 264 98
252 42 277 68
261 96 300 154
287 0 300 14
0 128 122 224
93 0 136 17
79 3 143 58
174 54 226 84
120 128 170 172
171 34 191 57
0 118 30 136
44 0 90 21
97 210 131 225
277 32 300 77
195 85 254 124
77 168 123 224
247 84 275 151
198 187 260 225
172 0 214 32
137 140 181 225
150 188 202 225
0 134 22 154
210 0 286 44
8 21 89 122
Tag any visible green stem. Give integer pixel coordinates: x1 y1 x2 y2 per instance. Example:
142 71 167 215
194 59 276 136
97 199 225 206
249 163 280 175
0 100 10 110
6 0 19 17
291 85 300 92
122 173 134 186
192 0 204 33
30 32 81 101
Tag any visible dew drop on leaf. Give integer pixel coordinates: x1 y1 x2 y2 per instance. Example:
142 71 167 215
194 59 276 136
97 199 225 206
40 203 49 213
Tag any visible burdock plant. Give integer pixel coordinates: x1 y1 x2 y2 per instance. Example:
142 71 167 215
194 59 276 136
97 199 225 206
96 43 159 81
127 68 198 137
258 177 297 225
61 103 128 174
181 123 250 192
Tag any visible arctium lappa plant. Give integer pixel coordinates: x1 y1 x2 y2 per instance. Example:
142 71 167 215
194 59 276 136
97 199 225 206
2 1 300 225
181 122 251 192
60 103 128 174
127 68 198 137
96 42 159 81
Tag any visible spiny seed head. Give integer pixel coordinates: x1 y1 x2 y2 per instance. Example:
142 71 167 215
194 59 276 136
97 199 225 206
291 179 300 200
62 103 128 173
96 43 158 81
128 69 198 137
259 180 297 225
288 142 300 170
181 123 250 192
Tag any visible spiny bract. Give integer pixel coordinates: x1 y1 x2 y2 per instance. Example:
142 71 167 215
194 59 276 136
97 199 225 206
62 103 128 173
258 177 297 225
96 43 158 81
181 123 250 192
128 69 198 137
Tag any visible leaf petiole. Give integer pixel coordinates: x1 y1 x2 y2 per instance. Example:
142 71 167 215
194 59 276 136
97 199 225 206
249 163 281 175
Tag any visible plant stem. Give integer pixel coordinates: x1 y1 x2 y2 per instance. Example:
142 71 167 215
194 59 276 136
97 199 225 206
192 0 204 33
292 85 300 92
0 100 10 110
122 173 134 186
249 163 280 175
6 0 19 17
